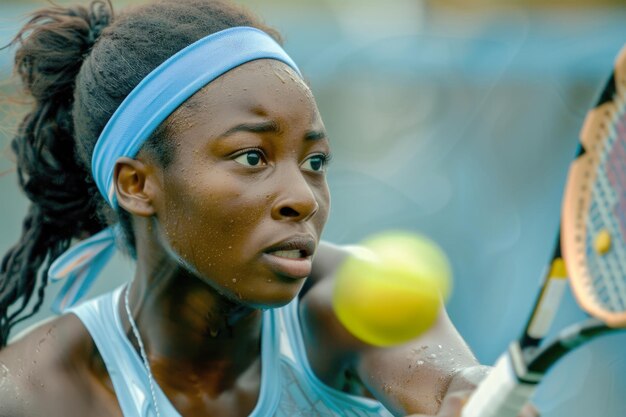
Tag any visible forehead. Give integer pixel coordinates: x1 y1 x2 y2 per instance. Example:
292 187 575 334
173 59 318 126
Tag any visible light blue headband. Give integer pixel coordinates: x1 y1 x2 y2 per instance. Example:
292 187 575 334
49 26 301 312
92 26 301 207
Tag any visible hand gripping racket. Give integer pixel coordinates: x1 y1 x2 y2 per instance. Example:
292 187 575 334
462 45 626 417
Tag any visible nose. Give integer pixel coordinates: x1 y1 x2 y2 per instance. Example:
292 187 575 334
271 167 319 222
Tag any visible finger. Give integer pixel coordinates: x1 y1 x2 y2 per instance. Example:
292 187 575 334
403 391 472 417
436 391 471 417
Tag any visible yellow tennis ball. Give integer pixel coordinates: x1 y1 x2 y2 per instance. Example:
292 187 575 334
332 231 452 347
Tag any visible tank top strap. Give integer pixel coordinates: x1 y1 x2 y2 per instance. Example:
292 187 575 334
68 285 175 416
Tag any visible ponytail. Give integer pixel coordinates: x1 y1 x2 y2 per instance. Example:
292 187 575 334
0 1 113 347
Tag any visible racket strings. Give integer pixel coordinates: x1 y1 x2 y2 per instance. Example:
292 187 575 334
587 89 626 313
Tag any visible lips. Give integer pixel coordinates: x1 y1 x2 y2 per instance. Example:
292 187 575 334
262 236 316 279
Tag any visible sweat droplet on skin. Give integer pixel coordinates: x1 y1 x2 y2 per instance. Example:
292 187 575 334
273 70 286 84
0 362 21 401
0 362 10 389
35 337 46 354
411 346 428 354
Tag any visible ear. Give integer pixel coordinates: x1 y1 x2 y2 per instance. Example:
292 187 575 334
113 157 159 217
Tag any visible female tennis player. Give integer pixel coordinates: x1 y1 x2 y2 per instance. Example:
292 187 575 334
0 1 537 416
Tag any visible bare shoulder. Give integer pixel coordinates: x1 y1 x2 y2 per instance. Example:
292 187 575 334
300 242 372 387
304 241 370 349
305 240 367 342
309 240 353 285
0 314 115 417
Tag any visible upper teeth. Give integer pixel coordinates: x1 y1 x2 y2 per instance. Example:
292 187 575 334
271 250 302 259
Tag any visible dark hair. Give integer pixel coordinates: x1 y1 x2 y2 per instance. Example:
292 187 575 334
0 0 282 347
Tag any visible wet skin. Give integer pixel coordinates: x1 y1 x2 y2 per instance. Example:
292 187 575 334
0 59 537 417
138 59 331 308
112 59 331 415
0 59 332 417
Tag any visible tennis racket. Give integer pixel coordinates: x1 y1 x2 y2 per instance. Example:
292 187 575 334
461 44 626 417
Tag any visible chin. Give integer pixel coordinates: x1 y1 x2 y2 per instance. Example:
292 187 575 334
244 278 306 309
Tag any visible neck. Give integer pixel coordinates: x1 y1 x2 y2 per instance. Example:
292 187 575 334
121 255 263 393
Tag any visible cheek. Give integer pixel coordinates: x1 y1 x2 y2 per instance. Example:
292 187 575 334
160 173 268 270
314 180 331 229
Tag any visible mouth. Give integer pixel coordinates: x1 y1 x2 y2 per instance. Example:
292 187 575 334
262 236 316 279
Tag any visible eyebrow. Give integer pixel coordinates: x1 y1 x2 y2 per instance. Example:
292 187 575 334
304 130 327 141
220 120 327 141
221 120 280 136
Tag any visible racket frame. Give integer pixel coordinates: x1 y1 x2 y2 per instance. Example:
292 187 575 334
461 47 626 417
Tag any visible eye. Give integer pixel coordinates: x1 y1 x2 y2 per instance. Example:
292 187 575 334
233 150 267 167
301 154 331 172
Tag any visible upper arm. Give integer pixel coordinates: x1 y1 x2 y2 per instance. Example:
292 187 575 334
0 315 103 417
0 341 35 417
308 240 351 285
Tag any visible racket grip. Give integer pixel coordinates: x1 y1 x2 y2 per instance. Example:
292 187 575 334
461 353 536 417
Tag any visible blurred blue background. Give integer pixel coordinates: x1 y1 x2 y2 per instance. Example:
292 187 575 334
0 0 625 416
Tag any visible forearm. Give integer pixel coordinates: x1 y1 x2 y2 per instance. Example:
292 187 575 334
340 301 521 417
354 310 481 416
309 241 489 415
354 364 488 417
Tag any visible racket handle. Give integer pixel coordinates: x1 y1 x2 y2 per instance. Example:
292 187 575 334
461 353 536 417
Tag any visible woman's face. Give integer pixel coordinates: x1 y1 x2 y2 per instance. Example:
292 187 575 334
152 59 331 307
